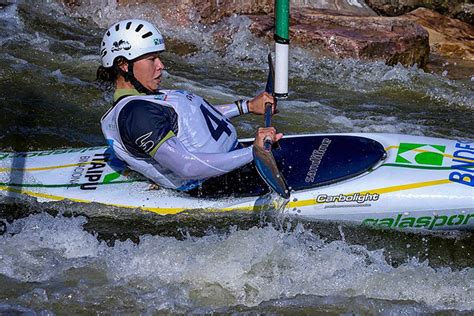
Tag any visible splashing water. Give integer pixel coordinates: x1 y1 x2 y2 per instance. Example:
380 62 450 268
0 1 473 314
0 213 473 313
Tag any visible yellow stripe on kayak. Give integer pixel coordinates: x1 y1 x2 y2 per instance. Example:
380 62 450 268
0 162 93 172
0 178 455 215
355 179 451 195
385 146 474 163
0 185 89 203
0 185 257 215
288 179 452 208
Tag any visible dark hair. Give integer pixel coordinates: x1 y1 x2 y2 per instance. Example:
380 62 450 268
96 57 128 87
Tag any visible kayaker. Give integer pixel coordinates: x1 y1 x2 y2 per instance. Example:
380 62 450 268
98 19 282 191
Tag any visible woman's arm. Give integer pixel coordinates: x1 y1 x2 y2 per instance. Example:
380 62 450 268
152 137 253 179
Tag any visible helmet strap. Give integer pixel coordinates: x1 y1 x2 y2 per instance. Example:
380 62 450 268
120 61 154 95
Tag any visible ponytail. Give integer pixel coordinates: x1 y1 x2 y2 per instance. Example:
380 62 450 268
96 57 128 90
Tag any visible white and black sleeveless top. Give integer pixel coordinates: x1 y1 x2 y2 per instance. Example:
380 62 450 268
101 90 239 189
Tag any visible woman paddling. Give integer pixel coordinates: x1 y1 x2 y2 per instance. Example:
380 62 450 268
98 19 282 192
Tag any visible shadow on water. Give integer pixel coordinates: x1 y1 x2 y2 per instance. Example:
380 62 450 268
6 156 25 205
298 219 474 269
221 294 447 314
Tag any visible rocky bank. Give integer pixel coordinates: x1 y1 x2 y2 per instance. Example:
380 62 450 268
63 0 474 76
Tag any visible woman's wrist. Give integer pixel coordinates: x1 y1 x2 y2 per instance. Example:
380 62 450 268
234 99 249 115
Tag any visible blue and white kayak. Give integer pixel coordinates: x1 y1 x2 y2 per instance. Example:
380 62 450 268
0 133 473 231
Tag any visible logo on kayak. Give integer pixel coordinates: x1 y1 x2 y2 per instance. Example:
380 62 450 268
396 143 446 166
316 192 379 204
74 153 110 190
69 155 90 188
449 140 474 187
305 138 331 183
363 212 473 230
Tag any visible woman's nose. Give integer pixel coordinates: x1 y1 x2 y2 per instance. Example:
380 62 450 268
156 58 164 70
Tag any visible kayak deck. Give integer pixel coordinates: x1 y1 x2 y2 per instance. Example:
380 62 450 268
188 135 386 197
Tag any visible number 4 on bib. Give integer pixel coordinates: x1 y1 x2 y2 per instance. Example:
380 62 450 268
200 104 232 141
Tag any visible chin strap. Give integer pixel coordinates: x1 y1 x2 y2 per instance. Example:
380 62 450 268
120 61 154 95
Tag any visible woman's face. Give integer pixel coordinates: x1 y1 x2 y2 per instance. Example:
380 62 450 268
129 52 165 91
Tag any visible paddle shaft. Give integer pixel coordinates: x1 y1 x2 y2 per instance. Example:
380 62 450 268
264 52 277 152
264 102 273 151
252 53 289 199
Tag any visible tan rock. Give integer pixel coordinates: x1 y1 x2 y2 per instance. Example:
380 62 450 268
197 0 377 23
405 8 474 60
365 0 465 16
62 0 377 25
62 0 430 65
250 8 430 66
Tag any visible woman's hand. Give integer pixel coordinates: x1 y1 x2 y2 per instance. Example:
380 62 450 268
248 92 277 115
253 127 283 150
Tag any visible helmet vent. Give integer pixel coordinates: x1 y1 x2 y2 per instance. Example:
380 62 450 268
135 24 143 32
106 31 110 36
126 22 132 30
142 31 153 39
115 24 120 31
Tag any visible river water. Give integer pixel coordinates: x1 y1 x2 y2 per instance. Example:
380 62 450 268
0 1 473 314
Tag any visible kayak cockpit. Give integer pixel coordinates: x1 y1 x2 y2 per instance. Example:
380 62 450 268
188 135 386 198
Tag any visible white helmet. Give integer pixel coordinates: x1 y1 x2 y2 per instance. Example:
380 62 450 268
100 19 165 68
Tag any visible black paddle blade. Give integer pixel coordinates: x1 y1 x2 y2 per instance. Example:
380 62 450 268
253 144 290 199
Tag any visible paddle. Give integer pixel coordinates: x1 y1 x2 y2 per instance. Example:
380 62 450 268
264 52 279 151
252 53 290 199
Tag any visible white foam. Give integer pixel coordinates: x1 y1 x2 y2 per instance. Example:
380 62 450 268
347 0 364 8
1 214 104 282
0 214 472 311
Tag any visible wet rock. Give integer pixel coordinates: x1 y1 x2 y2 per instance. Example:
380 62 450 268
62 0 377 25
62 0 197 27
62 0 271 25
290 0 378 17
452 3 474 26
250 8 430 66
197 0 378 23
62 0 429 66
405 8 474 60
197 0 273 24
365 0 473 25
365 0 460 16
424 54 474 80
